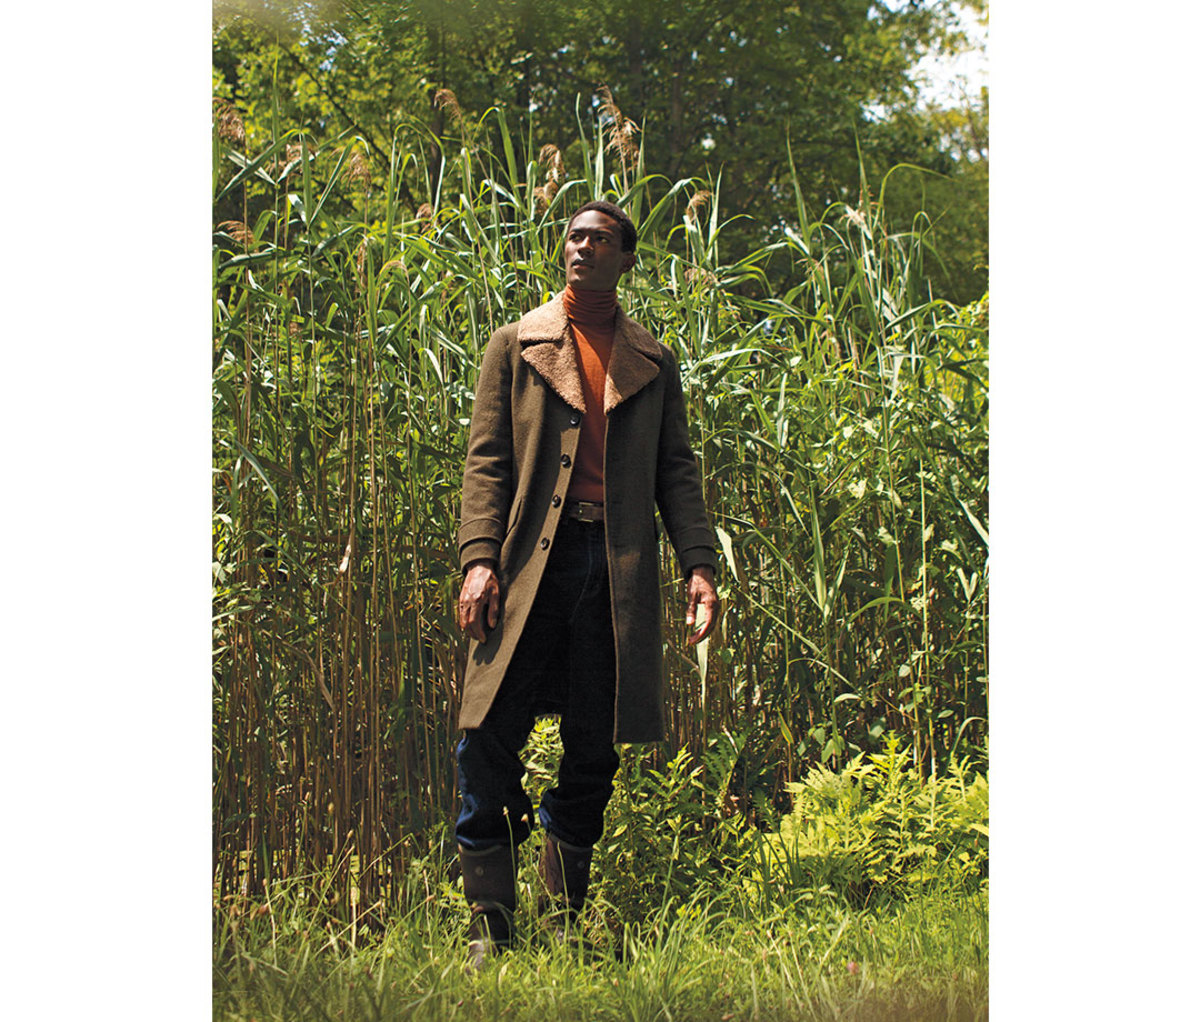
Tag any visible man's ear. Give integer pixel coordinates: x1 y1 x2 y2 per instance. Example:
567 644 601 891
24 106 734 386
620 250 637 274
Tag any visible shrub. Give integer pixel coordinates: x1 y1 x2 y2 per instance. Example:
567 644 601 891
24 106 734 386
751 734 988 905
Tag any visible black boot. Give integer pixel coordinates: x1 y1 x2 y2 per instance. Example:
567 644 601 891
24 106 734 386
537 833 593 938
460 843 517 972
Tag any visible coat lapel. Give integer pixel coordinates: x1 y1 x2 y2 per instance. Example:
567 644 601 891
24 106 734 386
518 294 586 412
605 307 661 413
518 293 661 415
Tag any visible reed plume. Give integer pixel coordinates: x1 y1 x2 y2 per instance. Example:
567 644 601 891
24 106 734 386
685 190 712 224
433 87 463 124
213 96 245 145
597 85 640 177
218 220 255 246
533 143 565 212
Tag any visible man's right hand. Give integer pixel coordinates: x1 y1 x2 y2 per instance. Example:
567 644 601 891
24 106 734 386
458 560 500 642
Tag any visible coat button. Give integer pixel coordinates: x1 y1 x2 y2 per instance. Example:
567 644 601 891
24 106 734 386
569 413 581 426
560 454 571 467
551 495 561 507
540 537 550 550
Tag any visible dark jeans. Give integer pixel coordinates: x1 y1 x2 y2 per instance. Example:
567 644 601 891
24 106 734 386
455 518 620 852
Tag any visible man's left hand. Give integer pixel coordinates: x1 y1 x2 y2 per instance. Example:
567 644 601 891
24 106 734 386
685 565 721 645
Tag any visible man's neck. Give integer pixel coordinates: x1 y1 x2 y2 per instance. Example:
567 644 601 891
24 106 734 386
563 285 617 328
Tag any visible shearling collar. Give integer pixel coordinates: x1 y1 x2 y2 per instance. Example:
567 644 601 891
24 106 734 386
517 291 662 414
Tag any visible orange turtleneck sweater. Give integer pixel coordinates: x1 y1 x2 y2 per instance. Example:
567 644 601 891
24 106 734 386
563 285 616 504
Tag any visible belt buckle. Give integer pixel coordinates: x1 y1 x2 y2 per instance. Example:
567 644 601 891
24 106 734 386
570 501 604 523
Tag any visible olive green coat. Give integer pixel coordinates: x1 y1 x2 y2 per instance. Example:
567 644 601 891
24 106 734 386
457 292 717 743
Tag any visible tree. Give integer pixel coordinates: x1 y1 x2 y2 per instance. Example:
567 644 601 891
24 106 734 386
213 0 987 299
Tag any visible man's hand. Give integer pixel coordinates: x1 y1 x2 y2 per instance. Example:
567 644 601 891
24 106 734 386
458 560 500 642
685 565 720 645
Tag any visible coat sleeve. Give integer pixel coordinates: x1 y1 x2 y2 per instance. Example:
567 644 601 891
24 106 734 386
654 348 718 576
458 327 515 571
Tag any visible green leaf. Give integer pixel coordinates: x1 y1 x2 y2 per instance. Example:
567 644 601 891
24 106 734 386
216 139 290 204
956 495 990 548
778 714 794 746
811 499 827 616
715 524 741 586
233 441 280 505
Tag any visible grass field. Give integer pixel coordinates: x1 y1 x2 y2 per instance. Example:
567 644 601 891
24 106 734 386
214 877 987 1022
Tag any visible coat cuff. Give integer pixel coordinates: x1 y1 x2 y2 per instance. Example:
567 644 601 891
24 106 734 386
459 515 503 546
460 537 501 572
677 545 718 578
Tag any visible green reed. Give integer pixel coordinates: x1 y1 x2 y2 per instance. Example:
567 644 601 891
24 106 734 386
213 97 987 909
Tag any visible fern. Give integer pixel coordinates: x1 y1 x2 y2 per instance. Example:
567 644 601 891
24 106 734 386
753 735 988 904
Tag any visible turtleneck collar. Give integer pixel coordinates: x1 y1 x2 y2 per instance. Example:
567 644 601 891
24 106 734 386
563 284 617 328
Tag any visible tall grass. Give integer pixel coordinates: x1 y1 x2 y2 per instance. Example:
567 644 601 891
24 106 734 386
215 743 987 1020
212 94 988 910
214 882 988 1021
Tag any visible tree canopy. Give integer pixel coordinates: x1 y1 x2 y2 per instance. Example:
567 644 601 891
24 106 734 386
213 0 987 300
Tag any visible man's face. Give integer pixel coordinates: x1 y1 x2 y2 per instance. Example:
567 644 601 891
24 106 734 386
563 210 636 291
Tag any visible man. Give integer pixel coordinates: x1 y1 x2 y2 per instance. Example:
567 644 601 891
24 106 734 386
454 199 720 968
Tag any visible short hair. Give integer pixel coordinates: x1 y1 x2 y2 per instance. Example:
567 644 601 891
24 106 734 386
566 200 637 253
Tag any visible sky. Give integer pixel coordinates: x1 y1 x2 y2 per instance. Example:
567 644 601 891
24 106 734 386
914 2 988 107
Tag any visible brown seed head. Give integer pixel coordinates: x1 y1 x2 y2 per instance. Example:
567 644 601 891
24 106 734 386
434 88 462 123
534 144 564 213
533 182 560 214
597 85 620 125
218 220 255 246
685 190 712 224
345 146 370 187
272 143 305 179
597 85 641 167
416 203 434 233
212 97 245 145
614 120 640 164
538 144 564 182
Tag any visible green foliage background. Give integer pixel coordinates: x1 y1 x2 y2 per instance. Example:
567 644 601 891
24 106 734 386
212 0 988 916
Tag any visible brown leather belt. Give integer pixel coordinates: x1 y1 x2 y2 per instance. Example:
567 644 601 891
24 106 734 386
564 500 604 523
